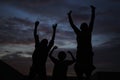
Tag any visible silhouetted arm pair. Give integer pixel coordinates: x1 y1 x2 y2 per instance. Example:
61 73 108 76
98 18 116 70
89 5 96 32
34 21 40 47
67 11 80 34
68 5 96 33
49 46 58 63
48 24 57 50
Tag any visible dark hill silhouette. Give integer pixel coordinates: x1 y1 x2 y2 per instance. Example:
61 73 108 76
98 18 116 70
0 60 25 80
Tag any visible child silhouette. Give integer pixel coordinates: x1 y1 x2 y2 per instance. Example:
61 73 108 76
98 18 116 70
49 46 75 80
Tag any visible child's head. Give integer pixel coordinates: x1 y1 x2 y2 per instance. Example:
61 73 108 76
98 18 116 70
58 51 66 61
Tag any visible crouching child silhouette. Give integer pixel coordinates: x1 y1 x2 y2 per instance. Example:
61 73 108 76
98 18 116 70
49 46 76 80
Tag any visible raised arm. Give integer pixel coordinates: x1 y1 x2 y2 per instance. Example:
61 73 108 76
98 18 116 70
49 46 58 63
89 5 96 32
48 24 57 49
68 51 76 62
34 21 39 46
67 11 80 34
51 24 57 41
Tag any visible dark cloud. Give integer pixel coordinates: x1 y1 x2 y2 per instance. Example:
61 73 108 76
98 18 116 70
0 0 120 46
94 43 120 66
92 8 120 34
100 37 120 48
108 0 120 2
0 17 61 43
93 37 120 66
92 36 120 71
69 13 90 24
1 53 25 60
0 0 66 17
0 17 33 43
0 17 76 45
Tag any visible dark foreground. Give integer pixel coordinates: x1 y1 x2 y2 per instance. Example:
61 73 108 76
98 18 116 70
0 60 120 80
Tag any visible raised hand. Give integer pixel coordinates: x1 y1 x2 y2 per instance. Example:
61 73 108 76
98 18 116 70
68 10 72 15
90 5 96 10
35 21 39 26
67 51 76 61
49 46 58 57
53 46 58 50
52 23 57 30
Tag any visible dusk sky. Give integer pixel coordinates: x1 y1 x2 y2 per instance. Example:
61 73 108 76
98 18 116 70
0 0 120 76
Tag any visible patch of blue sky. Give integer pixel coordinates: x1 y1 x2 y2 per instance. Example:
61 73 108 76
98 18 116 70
92 34 116 47
0 4 45 22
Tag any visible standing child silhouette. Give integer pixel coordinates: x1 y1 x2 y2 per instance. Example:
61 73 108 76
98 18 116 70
49 46 75 80
28 21 57 80
67 5 96 80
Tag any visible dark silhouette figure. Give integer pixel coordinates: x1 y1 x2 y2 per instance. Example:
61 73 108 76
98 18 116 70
49 46 76 80
28 21 57 80
67 5 96 80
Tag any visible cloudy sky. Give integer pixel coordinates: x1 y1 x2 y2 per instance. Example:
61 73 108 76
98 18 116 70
0 0 120 76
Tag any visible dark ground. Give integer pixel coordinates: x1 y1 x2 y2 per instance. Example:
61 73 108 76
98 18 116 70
0 60 120 80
